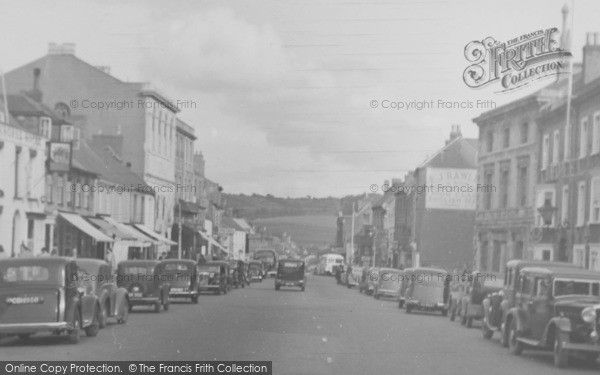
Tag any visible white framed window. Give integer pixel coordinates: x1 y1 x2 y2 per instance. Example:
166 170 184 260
590 248 600 271
590 177 600 223
561 184 569 224
39 117 52 139
593 111 600 155
580 117 589 159
573 245 586 267
552 130 559 165
60 125 74 142
541 134 549 170
533 245 553 261
577 180 587 227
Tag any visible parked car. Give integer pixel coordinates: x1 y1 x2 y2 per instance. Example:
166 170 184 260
459 271 503 328
75 258 130 326
275 259 306 291
373 268 403 299
347 266 363 289
481 260 579 346
116 260 170 312
505 266 600 368
403 267 449 316
0 257 101 343
161 259 199 304
198 261 228 294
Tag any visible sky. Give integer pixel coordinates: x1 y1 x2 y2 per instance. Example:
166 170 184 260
0 0 598 197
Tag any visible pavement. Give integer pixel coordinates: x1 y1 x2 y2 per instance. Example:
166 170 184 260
1 275 598 375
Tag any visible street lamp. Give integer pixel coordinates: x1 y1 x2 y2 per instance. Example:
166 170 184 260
176 200 182 259
537 198 556 227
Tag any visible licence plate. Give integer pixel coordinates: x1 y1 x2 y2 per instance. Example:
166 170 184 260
131 292 142 298
6 296 44 305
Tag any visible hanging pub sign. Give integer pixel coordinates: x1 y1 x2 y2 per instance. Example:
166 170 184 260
48 141 72 172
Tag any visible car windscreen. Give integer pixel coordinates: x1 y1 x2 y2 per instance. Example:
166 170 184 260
164 263 192 273
0 265 54 285
553 278 600 297
121 266 155 275
199 266 220 273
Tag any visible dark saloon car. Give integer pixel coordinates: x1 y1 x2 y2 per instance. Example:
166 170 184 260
161 259 199 304
506 266 600 368
373 268 403 299
75 258 130 326
0 257 101 343
116 260 170 312
275 259 306 291
198 261 228 295
403 267 449 316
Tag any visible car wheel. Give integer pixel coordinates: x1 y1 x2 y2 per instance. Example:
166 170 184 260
584 353 599 367
163 298 170 311
461 314 467 326
466 317 473 328
374 293 379 299
500 322 509 348
553 332 569 368
117 299 129 324
441 309 448 317
99 302 108 329
215 289 221 295
301 286 305 292
191 295 199 304
406 306 412 314
481 322 493 339
508 320 523 356
67 309 81 344
154 302 161 313
85 307 100 337
450 306 456 322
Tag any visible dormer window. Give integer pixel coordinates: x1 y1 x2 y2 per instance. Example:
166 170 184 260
54 102 71 119
39 117 52 139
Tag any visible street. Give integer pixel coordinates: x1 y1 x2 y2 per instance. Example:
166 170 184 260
1 275 597 375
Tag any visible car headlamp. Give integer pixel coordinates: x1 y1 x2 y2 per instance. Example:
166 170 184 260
582 306 597 323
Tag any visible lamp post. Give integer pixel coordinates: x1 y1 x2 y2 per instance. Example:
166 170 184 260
537 198 556 260
176 200 182 259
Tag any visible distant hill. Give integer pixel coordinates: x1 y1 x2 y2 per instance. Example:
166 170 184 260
223 193 381 247
251 215 337 248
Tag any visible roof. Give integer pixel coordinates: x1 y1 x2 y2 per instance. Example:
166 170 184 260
4 92 70 126
74 258 109 271
160 259 197 265
372 193 395 209
221 216 246 232
521 266 600 279
87 139 152 192
0 257 72 266
416 136 478 170
232 218 253 232
71 139 104 176
405 267 447 274
117 260 160 267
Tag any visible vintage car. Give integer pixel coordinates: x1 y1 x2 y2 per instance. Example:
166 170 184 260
373 268 403 299
481 260 579 346
198 261 228 294
447 275 468 322
0 257 101 343
116 260 170 312
505 266 600 368
248 261 263 283
75 258 130 326
459 271 503 328
359 267 379 295
347 265 363 289
275 259 306 291
403 267 449 316
161 259 199 304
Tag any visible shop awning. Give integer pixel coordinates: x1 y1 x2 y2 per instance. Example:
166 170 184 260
101 217 158 247
198 231 229 254
133 224 177 246
59 212 114 242
87 217 134 240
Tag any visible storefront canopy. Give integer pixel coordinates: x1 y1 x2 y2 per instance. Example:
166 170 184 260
59 212 114 242
133 224 177 246
198 231 229 254
100 217 158 247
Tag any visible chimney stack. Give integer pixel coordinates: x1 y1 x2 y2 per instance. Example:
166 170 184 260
583 32 600 85
446 124 462 144
27 68 43 103
48 43 76 55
